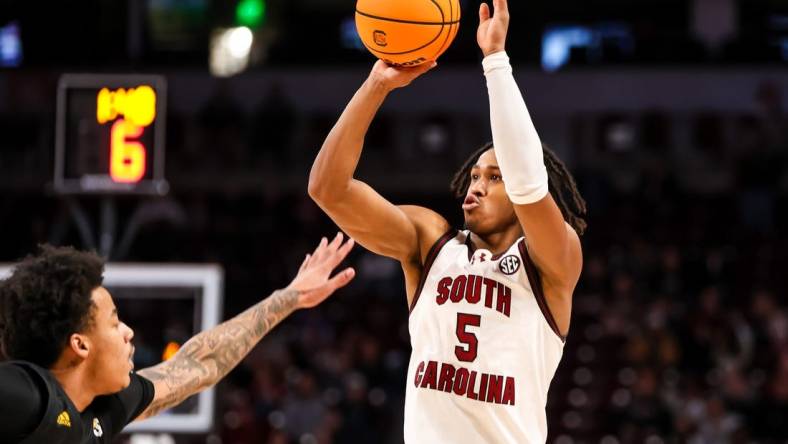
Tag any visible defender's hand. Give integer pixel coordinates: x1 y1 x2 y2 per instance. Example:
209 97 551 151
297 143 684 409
368 59 437 92
287 232 356 309
477 0 510 57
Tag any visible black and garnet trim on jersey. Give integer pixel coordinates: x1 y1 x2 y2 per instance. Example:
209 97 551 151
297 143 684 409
518 240 567 342
409 229 459 314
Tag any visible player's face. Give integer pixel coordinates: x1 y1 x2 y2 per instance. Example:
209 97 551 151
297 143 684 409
462 149 518 235
85 287 135 394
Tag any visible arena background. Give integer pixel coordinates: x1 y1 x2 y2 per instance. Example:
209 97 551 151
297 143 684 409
1 0 787 443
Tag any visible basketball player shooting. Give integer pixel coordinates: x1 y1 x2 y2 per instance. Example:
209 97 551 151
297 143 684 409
309 0 586 441
0 234 354 443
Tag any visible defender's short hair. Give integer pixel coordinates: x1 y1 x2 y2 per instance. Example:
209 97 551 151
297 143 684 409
0 245 104 367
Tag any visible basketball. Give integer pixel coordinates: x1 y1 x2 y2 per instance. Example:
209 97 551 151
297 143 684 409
355 0 461 67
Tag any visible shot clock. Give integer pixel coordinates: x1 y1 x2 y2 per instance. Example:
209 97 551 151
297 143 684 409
54 74 169 195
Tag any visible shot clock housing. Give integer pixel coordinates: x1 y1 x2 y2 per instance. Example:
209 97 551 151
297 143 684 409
54 74 169 195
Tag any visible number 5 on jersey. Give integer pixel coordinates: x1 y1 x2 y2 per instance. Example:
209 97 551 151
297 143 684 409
455 313 481 362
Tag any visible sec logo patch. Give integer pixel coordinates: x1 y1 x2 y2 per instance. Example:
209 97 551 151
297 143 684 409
499 255 521 275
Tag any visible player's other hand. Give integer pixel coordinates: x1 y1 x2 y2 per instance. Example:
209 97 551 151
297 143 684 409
477 0 509 57
369 59 437 92
287 232 356 309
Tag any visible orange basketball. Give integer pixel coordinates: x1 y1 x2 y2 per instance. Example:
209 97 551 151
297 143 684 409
355 0 461 67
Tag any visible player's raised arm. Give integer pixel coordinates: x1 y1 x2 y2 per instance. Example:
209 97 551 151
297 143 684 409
135 234 354 420
308 61 450 266
478 0 582 316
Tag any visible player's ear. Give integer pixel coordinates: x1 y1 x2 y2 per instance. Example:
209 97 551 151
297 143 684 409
69 333 91 359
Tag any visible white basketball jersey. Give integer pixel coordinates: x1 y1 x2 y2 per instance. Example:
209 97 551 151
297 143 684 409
404 230 565 443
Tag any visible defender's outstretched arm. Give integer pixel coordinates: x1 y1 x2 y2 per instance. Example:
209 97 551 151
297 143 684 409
136 234 355 420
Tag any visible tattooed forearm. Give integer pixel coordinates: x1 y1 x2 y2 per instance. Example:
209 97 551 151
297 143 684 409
137 288 300 419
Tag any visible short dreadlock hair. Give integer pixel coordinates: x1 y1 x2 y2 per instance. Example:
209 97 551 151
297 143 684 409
0 245 104 367
450 142 587 235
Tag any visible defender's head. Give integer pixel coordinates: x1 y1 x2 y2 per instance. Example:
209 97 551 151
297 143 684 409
450 143 587 236
0 245 135 394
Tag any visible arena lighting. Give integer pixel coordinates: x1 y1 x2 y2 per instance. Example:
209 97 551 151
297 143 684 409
227 26 254 58
541 23 634 72
0 21 22 67
210 26 254 77
542 26 593 72
236 0 266 28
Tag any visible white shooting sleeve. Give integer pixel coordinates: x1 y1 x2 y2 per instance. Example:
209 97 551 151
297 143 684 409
483 51 549 205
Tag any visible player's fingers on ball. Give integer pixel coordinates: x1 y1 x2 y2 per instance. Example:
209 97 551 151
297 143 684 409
418 61 437 75
373 59 387 71
403 62 431 76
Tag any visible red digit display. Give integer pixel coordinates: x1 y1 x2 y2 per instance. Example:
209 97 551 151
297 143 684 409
110 119 146 183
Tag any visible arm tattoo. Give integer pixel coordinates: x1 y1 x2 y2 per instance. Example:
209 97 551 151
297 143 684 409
138 288 299 418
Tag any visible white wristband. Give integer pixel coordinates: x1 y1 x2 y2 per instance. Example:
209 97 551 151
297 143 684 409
482 51 511 75
483 51 549 205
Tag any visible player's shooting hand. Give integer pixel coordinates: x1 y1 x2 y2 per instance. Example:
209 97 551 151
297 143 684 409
477 0 509 56
369 59 437 92
287 232 356 309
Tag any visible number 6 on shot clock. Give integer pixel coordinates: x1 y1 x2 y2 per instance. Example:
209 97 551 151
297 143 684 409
54 74 168 195
110 119 146 183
